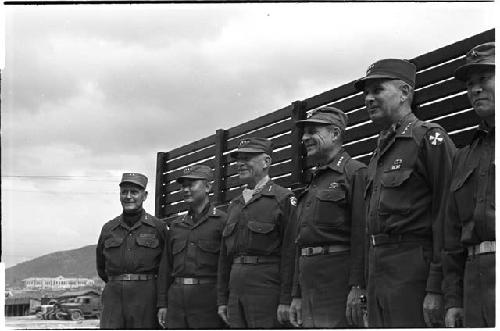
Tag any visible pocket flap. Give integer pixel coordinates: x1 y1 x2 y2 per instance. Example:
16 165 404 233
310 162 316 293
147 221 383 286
222 222 236 237
247 221 276 234
172 240 186 254
381 169 412 188
316 189 345 202
451 167 475 192
136 237 159 248
104 237 123 248
197 240 220 253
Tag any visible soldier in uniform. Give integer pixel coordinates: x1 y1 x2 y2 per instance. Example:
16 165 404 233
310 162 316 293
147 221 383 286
288 106 367 328
442 42 495 327
96 173 166 329
217 137 296 328
353 59 456 327
157 165 226 329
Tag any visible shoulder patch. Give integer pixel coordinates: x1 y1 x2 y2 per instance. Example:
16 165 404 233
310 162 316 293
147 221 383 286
428 130 445 146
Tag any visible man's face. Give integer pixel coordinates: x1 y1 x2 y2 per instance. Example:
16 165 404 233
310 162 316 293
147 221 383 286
120 183 147 212
301 124 338 158
466 70 495 119
363 79 404 126
181 179 209 205
236 153 269 183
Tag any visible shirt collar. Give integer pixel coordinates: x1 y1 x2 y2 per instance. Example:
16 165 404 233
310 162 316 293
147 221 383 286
317 149 349 173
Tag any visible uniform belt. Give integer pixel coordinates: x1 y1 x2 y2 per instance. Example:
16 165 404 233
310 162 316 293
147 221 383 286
300 245 350 256
468 241 495 256
108 273 157 281
174 277 216 285
233 255 280 264
370 233 431 247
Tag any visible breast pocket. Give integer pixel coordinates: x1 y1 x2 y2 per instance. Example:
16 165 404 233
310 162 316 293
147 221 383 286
314 189 347 227
451 167 475 223
196 239 221 270
135 235 162 268
379 169 413 215
222 222 237 254
246 220 279 253
103 236 124 266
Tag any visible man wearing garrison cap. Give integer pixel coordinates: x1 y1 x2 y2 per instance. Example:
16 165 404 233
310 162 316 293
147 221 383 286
354 59 456 327
96 173 167 328
442 42 495 327
288 106 367 328
217 137 297 328
157 165 227 329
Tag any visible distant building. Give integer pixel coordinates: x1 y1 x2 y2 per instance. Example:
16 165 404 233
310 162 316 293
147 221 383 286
23 276 94 290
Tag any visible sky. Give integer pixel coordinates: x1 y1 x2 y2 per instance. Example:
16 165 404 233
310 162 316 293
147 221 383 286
1 2 496 269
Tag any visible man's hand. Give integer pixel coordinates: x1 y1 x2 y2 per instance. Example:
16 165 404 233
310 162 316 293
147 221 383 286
423 292 444 327
445 307 464 327
345 286 366 327
289 298 303 328
277 304 290 324
157 308 167 329
218 305 230 326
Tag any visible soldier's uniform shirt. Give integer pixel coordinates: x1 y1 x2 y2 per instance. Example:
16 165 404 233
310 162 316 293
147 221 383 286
96 209 166 329
157 204 226 329
442 122 495 327
217 180 296 328
364 113 456 327
290 149 366 328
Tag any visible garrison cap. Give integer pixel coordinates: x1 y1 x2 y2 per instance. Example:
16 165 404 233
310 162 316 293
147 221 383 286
120 172 148 189
455 42 495 81
354 58 417 91
295 106 348 131
176 164 213 183
230 137 273 159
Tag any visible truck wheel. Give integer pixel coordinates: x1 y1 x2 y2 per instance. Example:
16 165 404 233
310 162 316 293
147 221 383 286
71 311 83 321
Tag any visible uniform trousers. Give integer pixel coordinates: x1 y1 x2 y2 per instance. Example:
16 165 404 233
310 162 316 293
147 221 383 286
299 252 350 328
227 262 281 328
100 278 158 329
464 253 495 327
167 282 223 329
368 242 432 327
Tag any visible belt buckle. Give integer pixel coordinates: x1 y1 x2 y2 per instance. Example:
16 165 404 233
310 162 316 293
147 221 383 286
184 278 195 285
123 274 132 281
306 247 314 256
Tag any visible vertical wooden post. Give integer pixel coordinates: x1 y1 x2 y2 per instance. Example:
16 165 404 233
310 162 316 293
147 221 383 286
290 100 307 189
155 152 168 219
214 129 228 205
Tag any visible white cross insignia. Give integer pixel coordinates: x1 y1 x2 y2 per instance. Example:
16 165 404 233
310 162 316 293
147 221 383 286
429 132 444 146
290 197 297 206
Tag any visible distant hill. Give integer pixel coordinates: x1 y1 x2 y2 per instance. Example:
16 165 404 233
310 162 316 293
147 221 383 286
5 245 98 288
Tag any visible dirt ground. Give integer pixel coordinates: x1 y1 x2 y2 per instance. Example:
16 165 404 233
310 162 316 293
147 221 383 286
4 315 100 329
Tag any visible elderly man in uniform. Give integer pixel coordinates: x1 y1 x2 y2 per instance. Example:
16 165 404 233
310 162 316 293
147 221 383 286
217 137 296 328
96 173 166 329
442 42 495 328
157 164 227 329
354 59 456 327
288 106 367 328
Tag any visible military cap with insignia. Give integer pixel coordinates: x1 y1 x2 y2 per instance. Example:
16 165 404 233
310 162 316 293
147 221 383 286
354 58 417 91
176 164 213 184
295 106 348 131
120 172 148 189
230 137 273 159
455 42 495 81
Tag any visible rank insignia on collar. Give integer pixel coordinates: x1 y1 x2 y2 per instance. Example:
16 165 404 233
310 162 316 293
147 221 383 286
337 156 344 167
329 182 339 189
212 208 217 215
290 196 297 206
391 158 403 171
401 122 412 135
429 131 444 146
